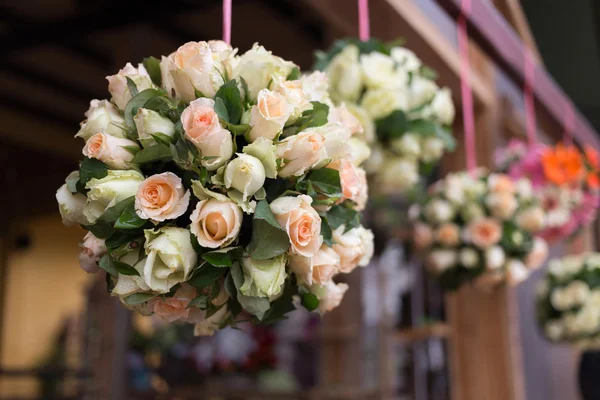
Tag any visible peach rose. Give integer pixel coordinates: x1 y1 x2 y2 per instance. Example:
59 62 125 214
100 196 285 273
270 195 323 257
327 158 368 210
276 129 328 178
466 217 502 249
332 225 374 273
289 245 340 286
248 89 293 142
516 207 545 233
485 191 518 220
525 237 548 270
82 132 139 169
135 172 190 222
329 104 364 136
181 98 233 170
106 63 154 109
78 232 107 273
435 223 461 247
190 198 242 248
413 223 434 249
311 280 350 313
488 173 515 193
149 284 204 323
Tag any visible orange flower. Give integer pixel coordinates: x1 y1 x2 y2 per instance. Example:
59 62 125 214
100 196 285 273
541 143 584 186
584 146 600 189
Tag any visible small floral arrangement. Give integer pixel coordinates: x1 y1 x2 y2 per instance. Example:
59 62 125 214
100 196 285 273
55 40 374 335
314 38 456 193
536 253 600 349
409 170 548 291
496 139 600 243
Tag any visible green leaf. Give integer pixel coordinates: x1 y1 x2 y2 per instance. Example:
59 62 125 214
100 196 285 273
124 89 165 130
98 255 118 277
100 196 135 223
132 143 172 164
187 295 209 309
306 168 342 197
420 66 438 80
301 293 319 312
247 201 291 260
295 101 329 131
114 261 140 276
320 218 334 247
124 292 159 305
376 110 409 140
79 157 109 187
214 97 229 122
214 80 243 124
202 247 243 267
226 123 251 136
122 145 141 156
287 66 301 81
188 264 226 289
114 203 146 230
230 263 271 320
327 204 360 231
239 77 252 105
126 77 139 97
224 272 243 316
83 222 114 239
194 88 207 99
261 280 297 325
143 56 162 87
408 119 456 151
105 230 141 251
66 172 79 193
151 132 174 146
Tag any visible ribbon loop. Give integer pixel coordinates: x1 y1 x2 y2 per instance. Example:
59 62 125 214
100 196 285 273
223 0 232 45
358 0 370 42
458 0 476 172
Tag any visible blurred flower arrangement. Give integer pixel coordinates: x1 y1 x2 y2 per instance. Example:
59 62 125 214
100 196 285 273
496 139 600 243
410 170 548 290
536 253 600 349
56 40 374 336
314 38 456 194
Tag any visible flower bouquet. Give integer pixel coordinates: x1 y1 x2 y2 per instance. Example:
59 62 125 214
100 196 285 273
314 38 456 193
56 40 373 335
409 170 548 290
536 253 600 349
496 139 600 243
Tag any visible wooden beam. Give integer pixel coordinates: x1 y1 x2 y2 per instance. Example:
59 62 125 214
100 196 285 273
434 0 600 150
492 0 542 63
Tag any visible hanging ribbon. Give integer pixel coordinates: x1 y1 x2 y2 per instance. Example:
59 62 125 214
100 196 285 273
457 0 476 172
563 101 574 145
223 0 232 45
523 50 537 147
358 0 370 42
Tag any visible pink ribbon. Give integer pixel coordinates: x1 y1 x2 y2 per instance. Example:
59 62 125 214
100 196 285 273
358 0 370 41
457 0 476 172
564 101 574 145
223 0 232 45
524 50 537 147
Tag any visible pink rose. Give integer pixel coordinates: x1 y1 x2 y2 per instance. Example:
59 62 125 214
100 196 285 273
149 284 204 323
435 223 461 247
289 245 340 286
413 223 434 249
329 104 364 136
327 158 368 210
135 172 190 222
82 132 139 169
270 195 323 257
466 218 502 249
78 232 107 273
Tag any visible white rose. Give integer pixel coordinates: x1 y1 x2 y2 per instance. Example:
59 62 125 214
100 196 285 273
289 245 340 286
82 132 139 169
243 137 278 179
332 225 374 273
459 247 479 268
56 182 88 226
143 227 197 293
328 104 364 137
232 43 296 101
345 103 375 142
424 199 455 224
569 281 591 305
485 192 518 220
421 137 446 163
360 52 407 88
276 129 327 178
391 47 422 72
515 178 533 199
84 170 144 223
224 154 266 201
270 195 323 257
505 259 529 286
181 98 234 171
460 202 485 222
348 138 371 166
310 280 349 313
516 207 545 233
408 75 438 110
378 157 420 192
485 246 505 270
544 320 564 341
112 255 150 298
106 62 154 110
248 89 293 142
190 198 242 248
428 88 455 125
76 99 126 140
300 71 330 103
135 173 190 222
361 87 407 119
78 232 107 273
320 122 353 161
194 304 230 336
325 45 363 102
134 108 176 148
391 133 421 158
364 145 385 174
240 255 287 298
161 41 234 101
426 249 457 273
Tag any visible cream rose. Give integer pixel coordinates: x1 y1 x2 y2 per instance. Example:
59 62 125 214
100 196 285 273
525 237 548 270
426 249 457 273
488 174 516 193
390 47 422 72
459 247 479 268
348 138 371 166
325 45 363 102
84 170 144 223
413 223 434 249
420 137 446 163
76 99 126 140
327 158 368 210
276 129 327 178
311 280 349 313
240 254 287 298
466 218 502 249
408 75 438 109
56 182 88 226
135 172 190 222
190 198 242 248
270 195 323 257
345 103 375 142
429 88 455 125
248 89 293 142
148 284 204 323
242 137 278 179
106 63 154 110
424 198 455 224
134 108 176 148
181 98 234 171
361 87 407 120
224 154 266 201
300 71 331 103
391 133 421 158
460 202 485 223
435 223 461 247
289 245 340 286
485 246 505 269
505 259 529 286
378 157 420 192
332 225 374 273
329 104 364 136
78 232 107 274
319 122 353 161
272 78 310 123
486 192 518 220
360 52 407 89
82 132 139 169
516 207 545 233
143 227 197 293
